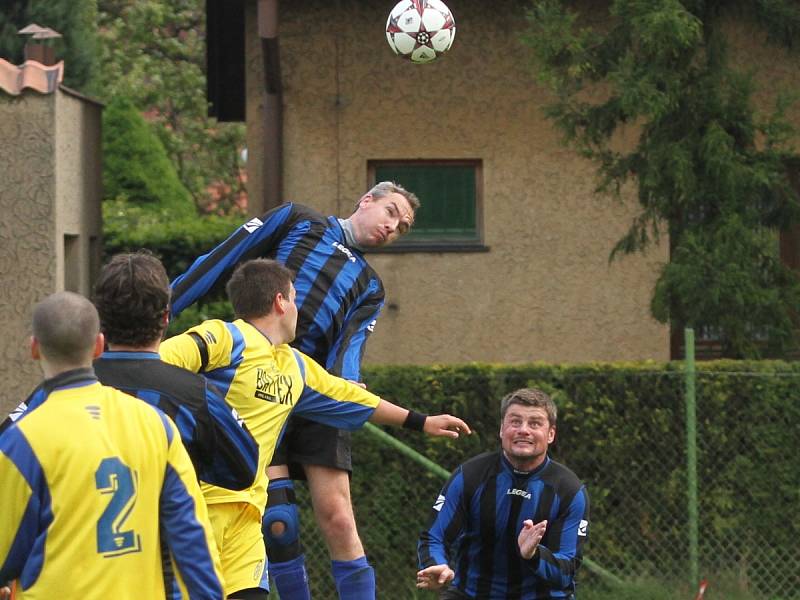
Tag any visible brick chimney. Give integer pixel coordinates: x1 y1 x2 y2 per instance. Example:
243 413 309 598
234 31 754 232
18 24 62 66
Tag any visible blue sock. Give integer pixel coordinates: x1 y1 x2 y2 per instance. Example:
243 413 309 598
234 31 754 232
270 554 311 600
331 556 375 600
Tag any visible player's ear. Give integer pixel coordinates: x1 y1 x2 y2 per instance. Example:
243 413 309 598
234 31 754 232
92 333 105 359
547 425 556 445
273 292 287 316
30 336 41 360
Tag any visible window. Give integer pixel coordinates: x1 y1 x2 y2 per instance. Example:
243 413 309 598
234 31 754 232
64 234 80 293
368 159 486 251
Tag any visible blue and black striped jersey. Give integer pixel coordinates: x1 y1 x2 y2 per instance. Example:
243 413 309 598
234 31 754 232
419 452 590 599
170 203 384 381
1 353 259 491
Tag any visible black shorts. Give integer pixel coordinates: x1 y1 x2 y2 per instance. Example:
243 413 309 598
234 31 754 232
269 416 352 479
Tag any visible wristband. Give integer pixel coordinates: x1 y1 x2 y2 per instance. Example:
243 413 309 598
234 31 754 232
403 410 427 431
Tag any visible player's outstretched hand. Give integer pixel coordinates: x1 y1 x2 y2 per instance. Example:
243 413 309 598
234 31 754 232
416 564 455 590
518 519 547 559
423 414 471 438
0 583 11 600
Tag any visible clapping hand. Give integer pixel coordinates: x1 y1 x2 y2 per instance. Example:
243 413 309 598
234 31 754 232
518 519 547 559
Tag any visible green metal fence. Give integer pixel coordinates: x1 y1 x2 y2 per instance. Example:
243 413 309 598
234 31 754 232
275 348 800 599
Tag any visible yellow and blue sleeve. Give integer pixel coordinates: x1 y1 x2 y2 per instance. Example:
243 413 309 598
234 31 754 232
291 349 380 430
0 427 51 587
160 319 234 373
156 412 225 598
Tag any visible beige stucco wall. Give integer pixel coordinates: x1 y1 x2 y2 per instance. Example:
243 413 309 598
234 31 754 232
55 89 103 293
725 17 800 125
244 1 800 367
0 88 101 415
0 93 57 413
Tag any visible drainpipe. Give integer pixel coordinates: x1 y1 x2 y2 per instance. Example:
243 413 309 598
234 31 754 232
258 0 283 211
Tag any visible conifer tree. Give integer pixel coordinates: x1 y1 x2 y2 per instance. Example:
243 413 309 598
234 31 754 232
524 0 800 357
103 95 194 216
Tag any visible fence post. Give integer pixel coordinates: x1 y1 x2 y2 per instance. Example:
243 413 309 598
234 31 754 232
362 422 452 479
684 327 699 588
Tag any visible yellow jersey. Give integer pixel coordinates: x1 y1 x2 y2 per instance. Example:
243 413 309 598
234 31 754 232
0 371 224 599
160 319 381 513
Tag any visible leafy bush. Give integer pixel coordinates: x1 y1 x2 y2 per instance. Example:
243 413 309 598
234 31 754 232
102 199 241 332
166 300 234 337
102 199 240 279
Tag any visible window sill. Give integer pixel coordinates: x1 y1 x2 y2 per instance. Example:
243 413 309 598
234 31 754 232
366 242 490 254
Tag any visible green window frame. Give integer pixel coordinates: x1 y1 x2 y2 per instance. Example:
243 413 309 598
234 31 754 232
368 159 485 251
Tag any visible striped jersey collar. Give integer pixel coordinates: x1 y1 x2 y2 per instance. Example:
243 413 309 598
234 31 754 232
336 217 365 253
40 367 98 397
501 453 551 478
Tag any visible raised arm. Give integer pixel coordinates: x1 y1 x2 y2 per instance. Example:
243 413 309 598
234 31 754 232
291 349 470 437
170 203 295 316
369 399 470 438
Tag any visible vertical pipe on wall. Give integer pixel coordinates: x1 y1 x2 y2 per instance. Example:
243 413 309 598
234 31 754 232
258 0 283 211
684 327 699 588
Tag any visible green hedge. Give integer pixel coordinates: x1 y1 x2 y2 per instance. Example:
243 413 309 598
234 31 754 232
102 203 241 279
102 206 241 334
331 361 800 597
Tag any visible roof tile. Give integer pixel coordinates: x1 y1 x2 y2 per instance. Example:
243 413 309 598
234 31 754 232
0 58 64 96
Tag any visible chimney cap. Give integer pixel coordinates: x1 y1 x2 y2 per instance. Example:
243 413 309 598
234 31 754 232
18 24 62 39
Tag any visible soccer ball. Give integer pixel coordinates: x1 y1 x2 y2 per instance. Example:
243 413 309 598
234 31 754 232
385 0 456 64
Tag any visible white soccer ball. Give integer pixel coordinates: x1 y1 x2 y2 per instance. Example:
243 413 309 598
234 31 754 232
385 0 456 64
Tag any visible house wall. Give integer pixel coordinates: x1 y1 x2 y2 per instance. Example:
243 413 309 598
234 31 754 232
244 0 671 367
0 93 57 413
55 89 103 295
0 89 102 414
